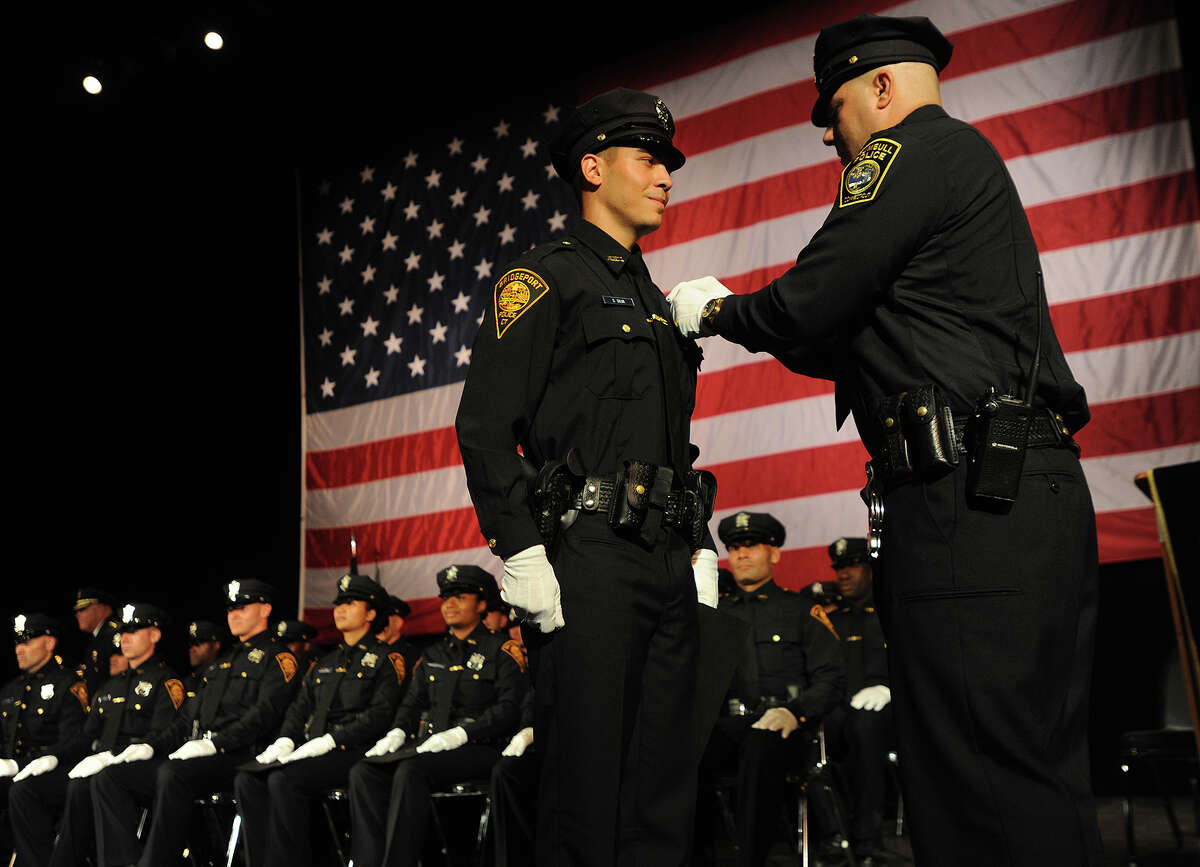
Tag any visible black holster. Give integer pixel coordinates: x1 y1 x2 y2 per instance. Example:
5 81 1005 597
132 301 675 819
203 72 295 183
529 449 586 554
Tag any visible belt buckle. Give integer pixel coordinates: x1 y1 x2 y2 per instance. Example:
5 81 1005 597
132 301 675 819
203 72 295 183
864 461 884 558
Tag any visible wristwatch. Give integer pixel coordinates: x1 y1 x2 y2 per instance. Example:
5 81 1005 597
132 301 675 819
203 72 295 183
701 296 725 331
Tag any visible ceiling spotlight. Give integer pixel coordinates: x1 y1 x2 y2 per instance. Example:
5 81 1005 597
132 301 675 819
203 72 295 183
204 31 224 50
82 76 103 95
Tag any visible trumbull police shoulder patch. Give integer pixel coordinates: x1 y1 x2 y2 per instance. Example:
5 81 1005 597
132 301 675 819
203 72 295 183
493 268 550 339
838 137 902 208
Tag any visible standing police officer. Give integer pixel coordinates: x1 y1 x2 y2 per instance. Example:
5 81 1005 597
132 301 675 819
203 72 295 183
669 12 1102 866
456 87 716 866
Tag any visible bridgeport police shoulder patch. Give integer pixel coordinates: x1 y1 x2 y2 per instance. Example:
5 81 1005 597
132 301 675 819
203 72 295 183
838 137 902 208
494 268 550 339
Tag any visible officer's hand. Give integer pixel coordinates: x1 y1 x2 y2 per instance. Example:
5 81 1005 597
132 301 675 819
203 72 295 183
255 737 295 765
169 739 218 761
113 743 154 764
502 545 566 633
693 548 719 608
416 726 468 754
68 751 117 779
279 733 335 764
752 707 801 739
0 759 18 778
12 755 57 782
850 684 891 711
501 727 534 758
365 728 406 757
667 276 732 337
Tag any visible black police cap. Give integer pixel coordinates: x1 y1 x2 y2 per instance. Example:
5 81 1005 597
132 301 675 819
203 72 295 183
223 579 276 610
187 620 223 645
436 564 495 599
275 619 318 642
332 573 387 611
717 511 787 548
13 613 59 643
828 537 871 569
385 595 412 619
811 13 954 127
74 587 117 612
550 87 685 182
118 603 169 632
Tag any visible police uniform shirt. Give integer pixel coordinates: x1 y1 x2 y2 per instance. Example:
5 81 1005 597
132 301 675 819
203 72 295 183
0 657 88 765
828 595 889 697
77 616 121 699
73 655 185 754
394 622 525 744
279 636 402 749
719 580 846 724
456 219 711 559
711 105 1089 452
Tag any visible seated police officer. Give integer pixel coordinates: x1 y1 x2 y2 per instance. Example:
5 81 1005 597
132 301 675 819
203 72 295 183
375 594 420 692
235 573 402 867
1 614 89 860
90 580 300 866
702 511 846 867
72 586 122 701
350 565 525 867
823 538 894 865
276 618 321 676
185 619 226 694
488 684 538 867
10 603 183 866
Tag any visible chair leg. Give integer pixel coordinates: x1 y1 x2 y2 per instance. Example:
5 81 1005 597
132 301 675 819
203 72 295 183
1120 761 1138 864
798 784 809 867
1149 761 1183 848
322 800 349 867
887 751 904 838
226 812 242 867
429 797 451 863
713 786 739 856
475 794 492 867
813 769 856 867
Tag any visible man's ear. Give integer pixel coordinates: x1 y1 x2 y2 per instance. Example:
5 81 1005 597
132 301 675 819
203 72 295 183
579 153 605 187
874 69 895 110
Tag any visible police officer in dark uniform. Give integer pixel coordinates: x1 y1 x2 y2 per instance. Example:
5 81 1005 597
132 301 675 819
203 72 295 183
185 619 226 694
375 595 420 690
235 573 402 867
488 683 537 867
90 580 301 867
10 603 183 866
702 511 845 867
823 538 893 864
456 87 717 867
349 564 525 867
669 13 1102 866
276 618 321 676
72 586 121 701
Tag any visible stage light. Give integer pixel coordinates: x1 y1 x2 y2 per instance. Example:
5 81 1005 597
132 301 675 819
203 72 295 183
204 31 224 50
82 76 102 95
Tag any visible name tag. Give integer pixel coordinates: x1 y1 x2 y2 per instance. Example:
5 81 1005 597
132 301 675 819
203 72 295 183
601 295 635 308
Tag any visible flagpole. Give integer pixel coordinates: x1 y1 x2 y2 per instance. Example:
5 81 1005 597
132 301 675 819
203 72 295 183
295 166 309 620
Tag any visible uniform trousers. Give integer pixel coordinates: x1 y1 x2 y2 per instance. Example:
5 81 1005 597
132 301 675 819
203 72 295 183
822 704 894 852
526 514 699 867
348 744 501 867
234 749 363 867
488 752 538 867
877 447 1103 866
8 765 75 865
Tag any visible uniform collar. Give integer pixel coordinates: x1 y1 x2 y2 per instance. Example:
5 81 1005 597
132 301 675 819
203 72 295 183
445 621 487 648
572 220 647 277
732 579 780 603
896 103 947 128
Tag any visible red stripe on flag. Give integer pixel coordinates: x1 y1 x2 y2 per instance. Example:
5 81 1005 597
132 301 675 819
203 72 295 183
694 359 832 419
706 441 871 507
1051 279 1200 354
1076 388 1200 459
305 507 483 569
1096 506 1161 563
306 425 461 490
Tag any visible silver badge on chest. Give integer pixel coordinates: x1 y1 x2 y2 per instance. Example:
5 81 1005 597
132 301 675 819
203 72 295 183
41 683 55 700
466 653 486 671
135 681 152 697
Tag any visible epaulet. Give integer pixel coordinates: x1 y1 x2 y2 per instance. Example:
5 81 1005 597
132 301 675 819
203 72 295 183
523 237 577 265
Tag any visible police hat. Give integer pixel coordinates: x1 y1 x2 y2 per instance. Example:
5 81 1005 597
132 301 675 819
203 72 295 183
275 620 318 643
332 573 387 611
828 537 871 569
118 603 169 632
13 613 59 643
74 587 117 612
436 565 494 599
811 13 954 127
550 87 685 182
223 579 276 610
384 595 412 620
187 620 223 645
717 511 787 548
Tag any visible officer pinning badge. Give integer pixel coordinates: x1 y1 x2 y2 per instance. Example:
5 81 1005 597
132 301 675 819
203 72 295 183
466 652 486 671
41 683 54 700
838 137 901 208
247 648 265 664
362 652 378 669
135 681 153 697
493 268 550 339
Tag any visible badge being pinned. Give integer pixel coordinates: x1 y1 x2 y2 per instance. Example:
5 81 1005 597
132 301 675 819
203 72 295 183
838 137 901 208
494 268 549 339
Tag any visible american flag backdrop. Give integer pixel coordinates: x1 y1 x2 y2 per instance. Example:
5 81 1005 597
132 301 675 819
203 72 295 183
298 0 1200 634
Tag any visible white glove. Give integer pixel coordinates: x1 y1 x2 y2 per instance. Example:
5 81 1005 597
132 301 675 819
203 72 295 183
693 549 719 608
255 737 295 765
13 755 57 781
69 751 117 779
0 759 18 778
850 684 892 711
502 545 565 633
365 728 406 757
279 733 335 764
667 276 732 337
169 739 218 761
501 727 534 758
416 726 468 754
113 743 154 764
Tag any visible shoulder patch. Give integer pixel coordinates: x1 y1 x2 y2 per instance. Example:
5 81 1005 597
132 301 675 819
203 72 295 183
494 268 550 339
810 604 840 640
501 639 527 674
165 678 185 710
838 137 902 208
276 652 298 683
69 681 89 711
388 652 407 687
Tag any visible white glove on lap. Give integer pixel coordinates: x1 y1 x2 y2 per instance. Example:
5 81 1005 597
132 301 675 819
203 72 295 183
501 727 534 758
169 739 218 761
667 276 732 337
850 685 892 711
693 549 719 608
69 751 116 779
113 743 154 764
255 737 295 765
365 728 406 757
416 726 468 754
279 733 335 764
0 759 18 778
502 545 565 633
13 755 57 782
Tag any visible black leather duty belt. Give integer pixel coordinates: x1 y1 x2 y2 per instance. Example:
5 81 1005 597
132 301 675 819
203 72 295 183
573 473 704 531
